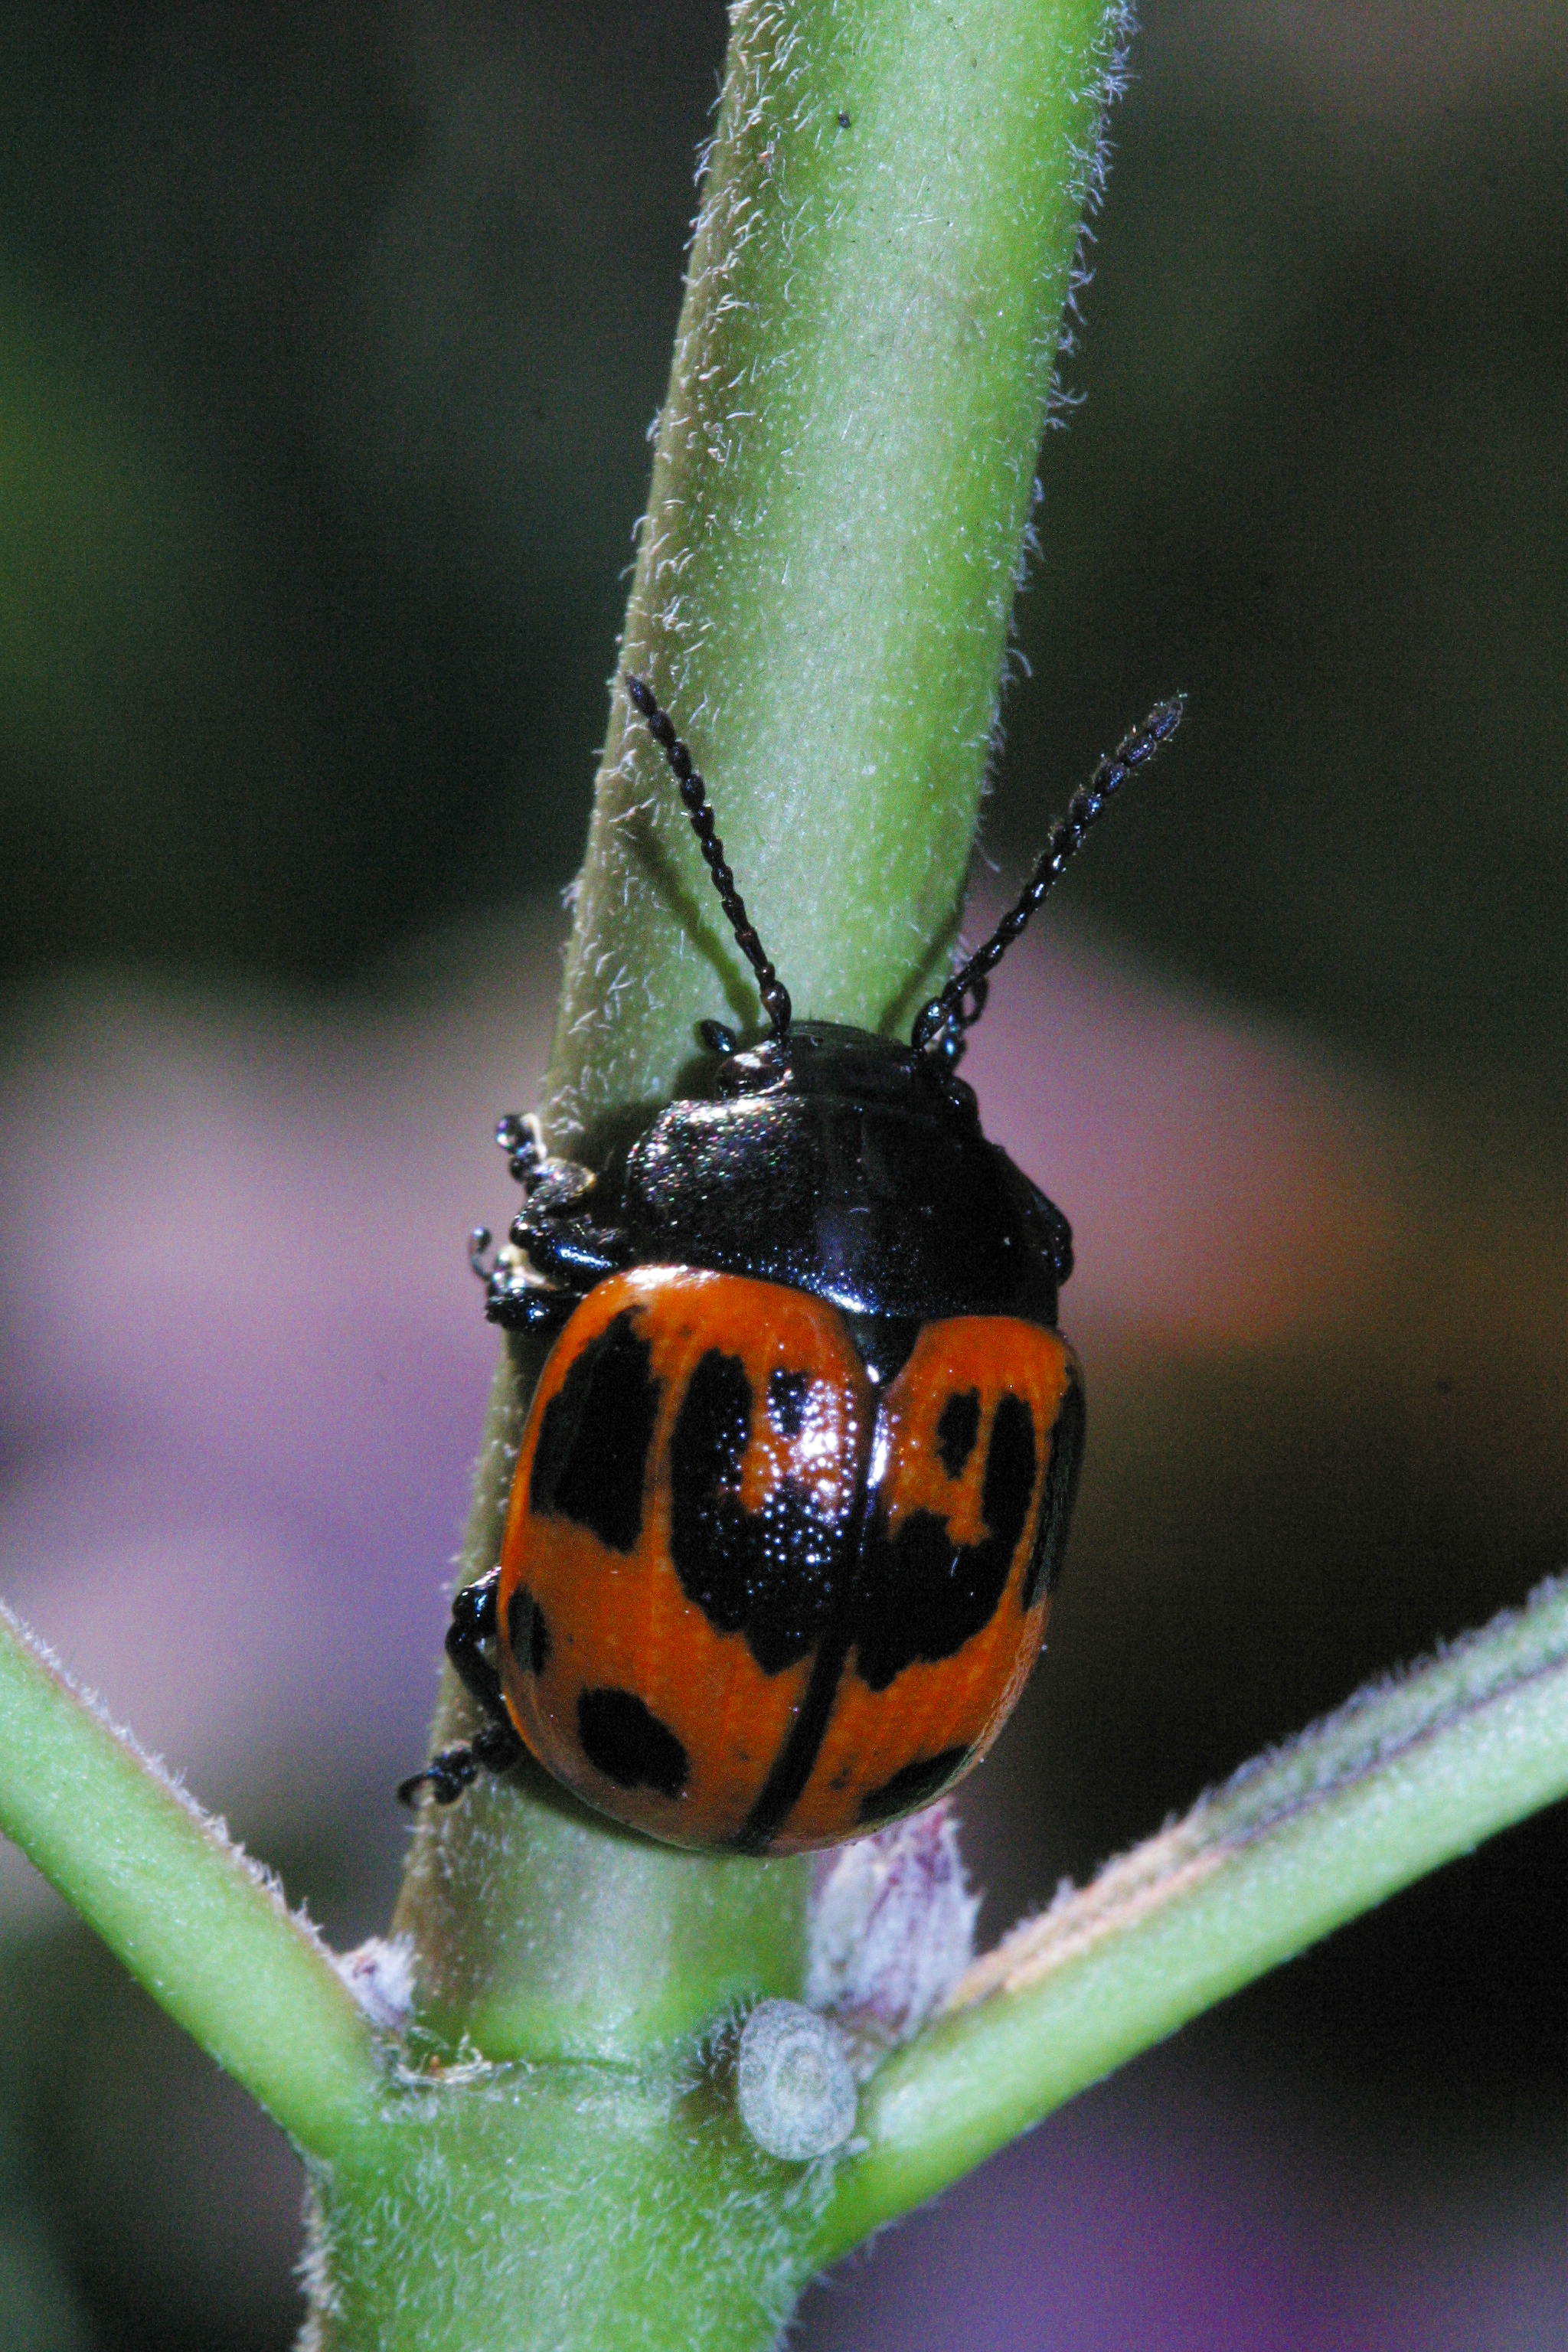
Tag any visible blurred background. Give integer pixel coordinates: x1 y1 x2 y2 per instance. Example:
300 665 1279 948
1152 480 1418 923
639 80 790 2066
0 2 1563 2346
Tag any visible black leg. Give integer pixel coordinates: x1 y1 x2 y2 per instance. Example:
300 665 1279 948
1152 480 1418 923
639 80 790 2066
397 1570 528 1808
485 1268 579 1334
396 1717 526 1808
444 1568 508 1723
495 1112 544 1189
516 1223 633 1288
399 1741 475 1807
492 1115 632 1301
477 1113 613 1326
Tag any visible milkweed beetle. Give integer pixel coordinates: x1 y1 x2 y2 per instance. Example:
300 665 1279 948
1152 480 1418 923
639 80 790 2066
400 675 1182 1851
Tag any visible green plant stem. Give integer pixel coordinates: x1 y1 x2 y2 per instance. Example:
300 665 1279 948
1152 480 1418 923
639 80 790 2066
306 2057 824 2352
0 1607 381 2160
543 0 1125 1152
816 1575 1568 2259
393 0 1129 2077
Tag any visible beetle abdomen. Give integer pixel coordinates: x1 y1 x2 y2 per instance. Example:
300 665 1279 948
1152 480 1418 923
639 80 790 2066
496 1265 1083 1851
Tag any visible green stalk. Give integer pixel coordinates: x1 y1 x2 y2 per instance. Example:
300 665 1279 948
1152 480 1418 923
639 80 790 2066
544 0 1128 1150
392 0 1129 2079
0 1609 381 2160
5 1569 1564 2351
817 1575 1568 2258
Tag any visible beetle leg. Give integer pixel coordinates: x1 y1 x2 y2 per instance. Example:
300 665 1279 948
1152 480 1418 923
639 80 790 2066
397 1570 528 1808
495 1111 547 1191
501 1126 615 1217
501 1109 596 1204
484 1260 579 1333
497 1114 629 1294
515 1221 633 1289
396 1718 525 1808
497 1115 598 1221
443 1567 508 1720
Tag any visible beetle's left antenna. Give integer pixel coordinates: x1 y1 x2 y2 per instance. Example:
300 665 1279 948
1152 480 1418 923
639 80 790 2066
624 673 792 1038
912 696 1184 1054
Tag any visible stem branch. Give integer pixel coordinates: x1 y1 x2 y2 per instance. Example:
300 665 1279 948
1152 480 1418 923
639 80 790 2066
0 1607 381 2158
818 1576 1568 2256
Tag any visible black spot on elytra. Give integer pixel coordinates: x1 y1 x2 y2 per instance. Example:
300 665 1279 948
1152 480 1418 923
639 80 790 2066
1020 1367 1085 1611
577 1687 688 1798
767 1367 809 1437
936 1388 980 1479
528 1309 659 1552
506 1586 550 1676
668 1349 849 1674
857 1745 972 1825
853 1391 1038 1690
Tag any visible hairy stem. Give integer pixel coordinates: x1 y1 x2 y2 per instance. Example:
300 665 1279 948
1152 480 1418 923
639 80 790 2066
0 1609 381 2160
817 1576 1568 2256
545 0 1129 1153
393 0 1130 2073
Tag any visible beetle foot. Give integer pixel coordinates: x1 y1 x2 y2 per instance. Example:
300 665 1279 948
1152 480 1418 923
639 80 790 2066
397 1720 525 1809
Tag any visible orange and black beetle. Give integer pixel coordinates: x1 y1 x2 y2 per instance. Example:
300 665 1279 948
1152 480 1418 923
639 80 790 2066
400 675 1181 1851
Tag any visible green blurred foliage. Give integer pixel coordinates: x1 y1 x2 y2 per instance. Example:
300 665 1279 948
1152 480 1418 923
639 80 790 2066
0 3 1561 1109
0 3 725 977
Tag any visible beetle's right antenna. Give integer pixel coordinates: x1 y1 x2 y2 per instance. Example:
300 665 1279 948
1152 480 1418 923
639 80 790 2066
624 674 792 1037
912 696 1184 1054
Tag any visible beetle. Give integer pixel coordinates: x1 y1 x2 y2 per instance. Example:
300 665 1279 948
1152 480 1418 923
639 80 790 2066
400 674 1181 1851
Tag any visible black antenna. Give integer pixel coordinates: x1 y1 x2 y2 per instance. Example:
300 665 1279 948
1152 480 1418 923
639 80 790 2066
624 674 792 1037
912 697 1184 1053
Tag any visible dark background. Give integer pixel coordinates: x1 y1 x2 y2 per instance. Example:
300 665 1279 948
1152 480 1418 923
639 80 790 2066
0 5 1562 2347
